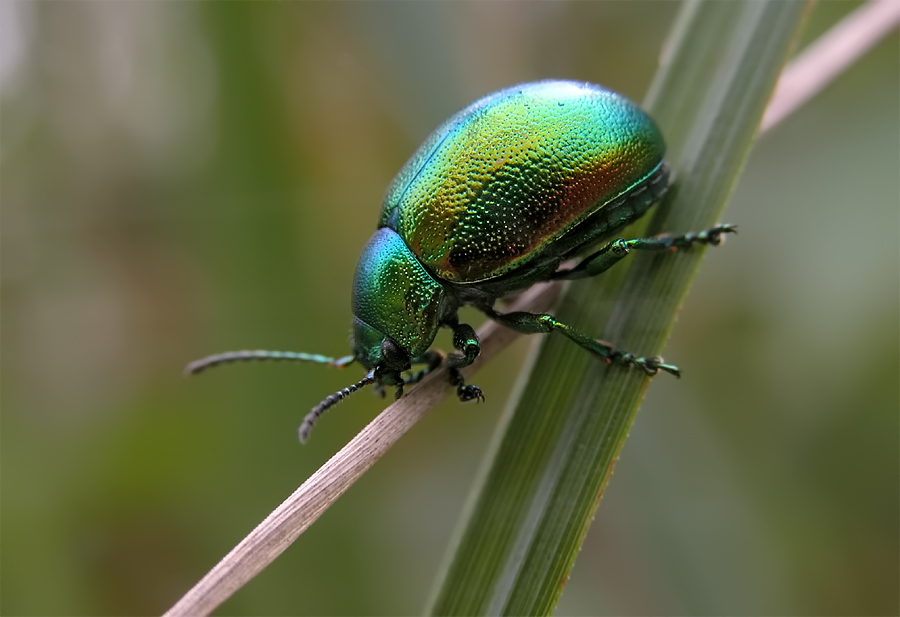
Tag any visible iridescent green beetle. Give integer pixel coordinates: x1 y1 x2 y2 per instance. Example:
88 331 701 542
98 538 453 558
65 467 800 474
187 80 734 442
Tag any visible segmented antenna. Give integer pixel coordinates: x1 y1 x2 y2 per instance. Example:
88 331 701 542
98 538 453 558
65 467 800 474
299 372 377 443
184 351 354 375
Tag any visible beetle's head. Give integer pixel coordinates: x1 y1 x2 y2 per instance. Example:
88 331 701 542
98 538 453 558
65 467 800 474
349 318 409 385
184 227 446 443
349 227 444 380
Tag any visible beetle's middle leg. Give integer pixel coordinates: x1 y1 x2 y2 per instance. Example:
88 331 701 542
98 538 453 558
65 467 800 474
485 308 680 377
554 223 736 280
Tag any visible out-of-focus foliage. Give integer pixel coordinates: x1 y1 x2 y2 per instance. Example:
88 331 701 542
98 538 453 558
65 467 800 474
1 2 896 615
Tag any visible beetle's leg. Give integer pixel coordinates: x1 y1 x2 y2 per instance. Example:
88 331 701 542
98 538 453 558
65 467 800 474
554 224 736 280
448 367 485 402
403 350 446 388
373 382 386 398
553 238 631 280
485 308 680 377
393 351 444 399
450 323 480 367
444 322 485 402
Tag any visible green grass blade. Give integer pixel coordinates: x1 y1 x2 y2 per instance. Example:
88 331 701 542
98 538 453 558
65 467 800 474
428 2 809 615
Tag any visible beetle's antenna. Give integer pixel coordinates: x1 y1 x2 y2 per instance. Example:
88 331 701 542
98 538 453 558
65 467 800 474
184 351 354 376
299 371 377 443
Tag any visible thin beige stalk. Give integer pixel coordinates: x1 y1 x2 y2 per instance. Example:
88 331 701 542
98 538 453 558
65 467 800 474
761 0 900 132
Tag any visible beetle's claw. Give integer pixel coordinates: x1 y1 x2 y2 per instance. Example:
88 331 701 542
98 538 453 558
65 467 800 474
705 223 738 245
642 356 681 378
458 385 484 403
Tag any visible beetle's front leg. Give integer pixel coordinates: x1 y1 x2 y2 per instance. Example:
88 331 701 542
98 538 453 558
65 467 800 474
554 224 736 280
445 322 485 402
485 308 680 377
402 350 446 389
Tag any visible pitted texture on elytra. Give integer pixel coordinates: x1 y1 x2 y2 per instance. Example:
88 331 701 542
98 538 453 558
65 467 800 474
379 80 666 283
352 228 444 358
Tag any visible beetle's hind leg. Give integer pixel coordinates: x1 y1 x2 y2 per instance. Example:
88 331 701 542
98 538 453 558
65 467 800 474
553 224 736 280
485 308 680 378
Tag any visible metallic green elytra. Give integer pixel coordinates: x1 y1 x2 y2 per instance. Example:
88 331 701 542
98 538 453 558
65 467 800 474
186 80 735 443
380 80 666 284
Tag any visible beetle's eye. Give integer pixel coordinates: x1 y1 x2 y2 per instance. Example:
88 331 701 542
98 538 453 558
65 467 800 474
380 339 409 371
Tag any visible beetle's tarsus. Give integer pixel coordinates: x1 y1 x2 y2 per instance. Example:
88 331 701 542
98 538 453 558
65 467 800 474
650 357 681 378
458 385 484 403
654 223 738 249
608 351 681 378
448 367 483 403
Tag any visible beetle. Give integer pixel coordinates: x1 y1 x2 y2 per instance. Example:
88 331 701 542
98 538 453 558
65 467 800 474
186 80 734 442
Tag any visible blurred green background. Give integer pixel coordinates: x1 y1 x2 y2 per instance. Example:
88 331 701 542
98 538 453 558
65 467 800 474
1 2 897 615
